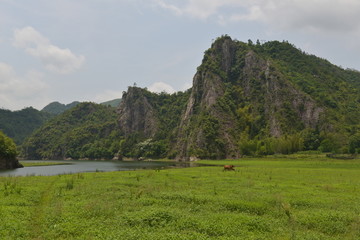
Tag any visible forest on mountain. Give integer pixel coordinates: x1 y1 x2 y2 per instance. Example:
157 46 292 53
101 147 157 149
41 101 80 115
22 103 121 160
0 107 53 145
18 36 360 160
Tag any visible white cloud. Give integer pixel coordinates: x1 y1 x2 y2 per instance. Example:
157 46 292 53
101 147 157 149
181 82 192 91
148 82 176 94
154 0 183 16
250 0 360 33
0 62 48 110
94 90 124 103
154 0 360 34
154 0 250 20
13 26 85 74
155 0 244 20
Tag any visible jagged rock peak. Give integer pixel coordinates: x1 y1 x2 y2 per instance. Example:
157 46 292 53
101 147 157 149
117 87 158 138
208 35 237 73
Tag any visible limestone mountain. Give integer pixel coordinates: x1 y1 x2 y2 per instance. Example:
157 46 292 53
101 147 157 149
124 36 359 159
21 36 360 160
118 88 159 138
117 87 190 158
175 37 327 159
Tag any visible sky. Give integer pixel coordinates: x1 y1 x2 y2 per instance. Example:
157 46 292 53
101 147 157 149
1 0 360 111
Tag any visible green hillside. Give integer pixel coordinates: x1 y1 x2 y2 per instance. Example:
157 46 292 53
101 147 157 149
41 101 80 115
22 102 121 160
257 40 360 126
0 107 53 144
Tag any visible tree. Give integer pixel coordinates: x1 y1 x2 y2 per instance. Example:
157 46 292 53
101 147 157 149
349 133 360 154
0 130 17 160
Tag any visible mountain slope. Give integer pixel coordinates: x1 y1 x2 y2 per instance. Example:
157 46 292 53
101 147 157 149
0 107 53 144
22 102 121 160
42 101 80 115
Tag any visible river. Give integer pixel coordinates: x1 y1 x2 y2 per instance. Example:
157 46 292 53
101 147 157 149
0 160 198 177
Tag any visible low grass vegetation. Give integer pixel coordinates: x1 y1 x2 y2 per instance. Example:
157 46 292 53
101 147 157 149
1 153 360 239
20 161 72 167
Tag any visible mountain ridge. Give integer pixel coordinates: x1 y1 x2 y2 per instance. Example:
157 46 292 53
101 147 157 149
41 101 81 115
0 107 53 145
21 36 360 160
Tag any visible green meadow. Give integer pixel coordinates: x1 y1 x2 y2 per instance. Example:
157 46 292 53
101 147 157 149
1 154 360 239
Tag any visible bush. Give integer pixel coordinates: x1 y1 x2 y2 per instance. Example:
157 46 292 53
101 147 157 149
0 130 17 160
349 133 360 154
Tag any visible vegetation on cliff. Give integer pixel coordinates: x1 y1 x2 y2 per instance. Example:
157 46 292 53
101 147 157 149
117 87 190 159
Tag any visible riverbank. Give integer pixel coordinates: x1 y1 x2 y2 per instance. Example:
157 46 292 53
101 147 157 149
1 154 360 239
20 161 72 167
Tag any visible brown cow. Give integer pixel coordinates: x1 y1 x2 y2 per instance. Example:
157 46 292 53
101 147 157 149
223 165 235 171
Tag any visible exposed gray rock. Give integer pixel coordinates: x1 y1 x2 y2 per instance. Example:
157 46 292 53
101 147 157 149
174 36 324 160
117 87 158 138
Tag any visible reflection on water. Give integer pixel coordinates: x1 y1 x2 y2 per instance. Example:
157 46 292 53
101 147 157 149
0 160 200 177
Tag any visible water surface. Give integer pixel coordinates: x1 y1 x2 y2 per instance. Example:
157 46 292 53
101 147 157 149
0 160 197 177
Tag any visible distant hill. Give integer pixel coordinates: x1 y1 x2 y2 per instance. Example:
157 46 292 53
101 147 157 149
100 98 122 108
41 101 80 115
42 99 122 115
22 102 121 160
0 107 53 145
5 99 120 150
21 36 360 160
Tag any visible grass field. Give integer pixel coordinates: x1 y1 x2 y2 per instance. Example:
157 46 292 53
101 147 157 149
1 153 360 239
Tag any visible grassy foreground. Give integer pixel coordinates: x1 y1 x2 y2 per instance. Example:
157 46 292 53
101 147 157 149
1 154 360 239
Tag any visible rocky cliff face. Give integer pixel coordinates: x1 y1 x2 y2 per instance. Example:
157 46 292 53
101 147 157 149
175 37 238 160
174 36 324 160
117 87 159 138
241 50 323 137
